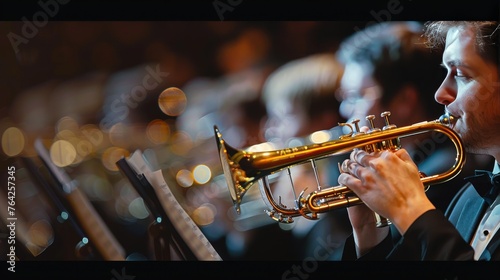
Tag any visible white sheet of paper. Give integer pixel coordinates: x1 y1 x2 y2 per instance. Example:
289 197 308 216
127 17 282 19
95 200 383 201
126 150 222 261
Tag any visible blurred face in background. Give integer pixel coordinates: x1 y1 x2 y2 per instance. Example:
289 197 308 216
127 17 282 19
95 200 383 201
337 62 383 127
263 99 309 146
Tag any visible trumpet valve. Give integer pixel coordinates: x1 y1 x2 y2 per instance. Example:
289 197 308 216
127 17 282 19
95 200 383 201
351 119 365 137
365 115 383 152
380 111 401 150
381 111 396 130
383 138 401 151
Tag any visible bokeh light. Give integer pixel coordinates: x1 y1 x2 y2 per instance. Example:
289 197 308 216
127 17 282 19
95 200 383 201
28 219 54 248
128 197 150 219
191 203 216 226
146 119 170 145
309 130 331 143
176 169 193 188
158 87 187 117
108 123 129 148
56 116 79 133
80 124 104 148
26 219 54 256
75 139 94 158
50 140 77 167
101 147 130 171
2 127 26 157
169 131 193 156
247 141 275 152
287 137 305 148
193 164 211 185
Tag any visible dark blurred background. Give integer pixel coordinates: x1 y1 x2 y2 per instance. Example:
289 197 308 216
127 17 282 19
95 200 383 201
0 21 367 260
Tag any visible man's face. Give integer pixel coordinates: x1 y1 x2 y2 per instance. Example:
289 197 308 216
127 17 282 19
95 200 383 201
435 26 500 157
337 62 383 127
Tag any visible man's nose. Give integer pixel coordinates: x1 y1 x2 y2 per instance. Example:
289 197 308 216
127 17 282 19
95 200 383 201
434 79 456 105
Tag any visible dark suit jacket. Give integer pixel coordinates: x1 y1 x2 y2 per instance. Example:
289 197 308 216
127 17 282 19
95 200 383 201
343 182 500 260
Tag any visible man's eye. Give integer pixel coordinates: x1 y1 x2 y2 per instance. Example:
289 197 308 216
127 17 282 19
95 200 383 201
454 70 470 81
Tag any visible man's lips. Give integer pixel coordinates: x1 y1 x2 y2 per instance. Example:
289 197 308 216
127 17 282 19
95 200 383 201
445 107 461 120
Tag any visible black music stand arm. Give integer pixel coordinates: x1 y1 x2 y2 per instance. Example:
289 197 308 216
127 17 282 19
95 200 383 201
21 157 97 260
116 158 197 260
148 219 170 260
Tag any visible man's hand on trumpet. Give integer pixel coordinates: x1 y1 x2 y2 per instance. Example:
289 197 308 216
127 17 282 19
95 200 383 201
338 147 436 257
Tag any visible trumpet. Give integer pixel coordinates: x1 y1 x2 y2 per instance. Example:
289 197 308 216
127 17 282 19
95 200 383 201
213 111 465 225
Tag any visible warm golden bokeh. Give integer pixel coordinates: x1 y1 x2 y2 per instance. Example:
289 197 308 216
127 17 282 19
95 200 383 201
158 87 187 117
50 140 77 167
2 126 25 157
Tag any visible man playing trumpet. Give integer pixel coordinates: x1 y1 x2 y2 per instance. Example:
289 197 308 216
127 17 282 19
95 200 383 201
339 21 500 261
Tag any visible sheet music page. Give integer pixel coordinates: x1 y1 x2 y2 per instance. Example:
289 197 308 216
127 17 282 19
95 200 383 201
125 150 222 261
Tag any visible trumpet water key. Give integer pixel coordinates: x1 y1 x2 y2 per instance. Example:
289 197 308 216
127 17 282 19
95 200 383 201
214 112 465 226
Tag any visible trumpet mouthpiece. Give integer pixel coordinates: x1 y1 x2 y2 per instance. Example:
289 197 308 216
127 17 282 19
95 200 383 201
439 113 456 127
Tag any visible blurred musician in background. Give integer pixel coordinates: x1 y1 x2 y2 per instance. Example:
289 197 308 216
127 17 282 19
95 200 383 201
238 52 352 260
